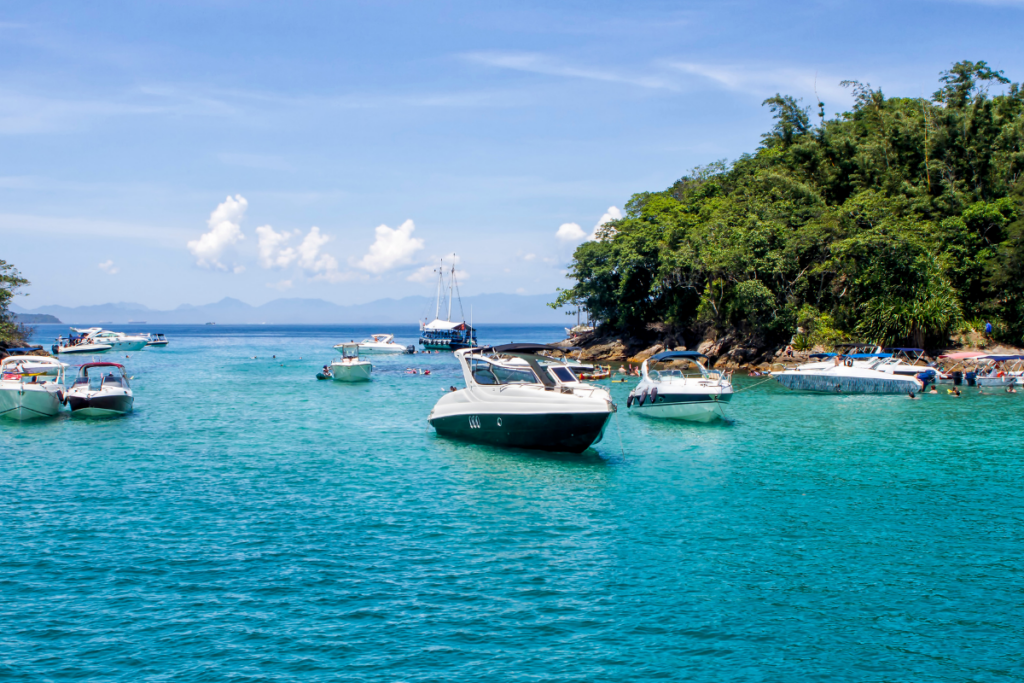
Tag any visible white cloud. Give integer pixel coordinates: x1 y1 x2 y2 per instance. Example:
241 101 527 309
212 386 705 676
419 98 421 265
233 265 245 274
98 259 118 274
297 226 337 273
667 62 852 101
464 52 675 90
407 252 468 282
591 206 622 240
523 253 536 261
556 222 586 242
267 279 293 291
256 224 298 268
187 195 247 270
516 287 527 294
356 219 425 274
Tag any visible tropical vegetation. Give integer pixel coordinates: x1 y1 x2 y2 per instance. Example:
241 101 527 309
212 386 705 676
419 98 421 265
0 259 30 348
555 61 1024 349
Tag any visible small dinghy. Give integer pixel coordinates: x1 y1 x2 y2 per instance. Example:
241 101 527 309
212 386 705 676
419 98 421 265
66 362 134 416
330 344 372 382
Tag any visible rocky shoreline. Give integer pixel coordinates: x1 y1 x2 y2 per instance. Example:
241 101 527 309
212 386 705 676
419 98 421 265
551 326 1024 372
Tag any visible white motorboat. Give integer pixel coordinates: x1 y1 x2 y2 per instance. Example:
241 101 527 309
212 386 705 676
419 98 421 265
65 362 134 416
427 343 616 453
146 333 169 347
0 356 67 420
336 334 409 355
330 344 373 382
773 355 925 394
53 327 149 354
627 351 733 422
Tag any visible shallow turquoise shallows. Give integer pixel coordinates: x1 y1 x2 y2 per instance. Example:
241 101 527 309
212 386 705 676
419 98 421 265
3 324 1022 681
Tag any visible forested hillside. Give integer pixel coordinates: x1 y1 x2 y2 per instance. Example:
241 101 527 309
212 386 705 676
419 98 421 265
556 61 1024 350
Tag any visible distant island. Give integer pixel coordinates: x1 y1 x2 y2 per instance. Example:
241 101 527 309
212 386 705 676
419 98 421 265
14 313 61 324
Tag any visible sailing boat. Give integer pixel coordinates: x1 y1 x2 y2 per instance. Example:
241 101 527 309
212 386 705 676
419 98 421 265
419 257 478 351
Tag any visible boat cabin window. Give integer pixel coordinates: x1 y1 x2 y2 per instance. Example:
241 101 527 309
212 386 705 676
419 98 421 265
103 374 125 388
469 359 500 385
548 366 578 384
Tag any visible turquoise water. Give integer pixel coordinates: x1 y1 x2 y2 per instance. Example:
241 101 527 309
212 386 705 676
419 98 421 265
2 324 1022 681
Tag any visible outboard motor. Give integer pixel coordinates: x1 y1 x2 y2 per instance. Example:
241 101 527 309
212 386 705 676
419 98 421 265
915 369 936 385
405 345 416 354
952 371 962 386
965 371 977 387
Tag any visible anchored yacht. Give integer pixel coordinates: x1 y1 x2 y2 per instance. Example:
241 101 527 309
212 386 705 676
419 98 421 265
427 343 616 453
53 327 149 354
65 362 134 416
0 356 67 420
419 257 477 350
627 351 733 422
773 354 925 393
336 334 409 355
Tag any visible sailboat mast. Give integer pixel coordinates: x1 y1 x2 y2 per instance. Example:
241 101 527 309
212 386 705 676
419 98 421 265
434 259 442 320
446 258 455 321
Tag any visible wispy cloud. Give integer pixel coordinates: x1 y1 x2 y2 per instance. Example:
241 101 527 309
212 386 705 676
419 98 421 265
463 51 677 90
98 259 118 275
667 62 852 101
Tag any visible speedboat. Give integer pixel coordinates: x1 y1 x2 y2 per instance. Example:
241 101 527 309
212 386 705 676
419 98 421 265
773 355 925 394
0 356 67 420
427 343 616 453
336 334 409 355
627 351 733 422
146 333 169 347
330 344 373 382
53 327 149 354
65 362 134 416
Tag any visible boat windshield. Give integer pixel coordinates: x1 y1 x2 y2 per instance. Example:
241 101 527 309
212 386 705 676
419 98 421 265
469 358 539 385
651 360 708 380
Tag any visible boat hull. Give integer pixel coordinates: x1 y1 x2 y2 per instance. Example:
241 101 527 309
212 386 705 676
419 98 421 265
0 387 62 420
429 410 611 454
67 393 133 416
330 363 372 382
631 392 731 422
775 373 921 394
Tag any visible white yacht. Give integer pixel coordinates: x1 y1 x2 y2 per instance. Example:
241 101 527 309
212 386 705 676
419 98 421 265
627 351 733 422
773 355 925 394
427 343 616 453
336 334 409 355
53 327 149 354
146 333 169 347
65 362 134 416
0 356 68 420
330 344 373 382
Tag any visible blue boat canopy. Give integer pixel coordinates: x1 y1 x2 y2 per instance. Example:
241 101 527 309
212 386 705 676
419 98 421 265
886 347 925 353
846 353 892 359
809 352 838 359
984 354 1024 361
650 350 708 362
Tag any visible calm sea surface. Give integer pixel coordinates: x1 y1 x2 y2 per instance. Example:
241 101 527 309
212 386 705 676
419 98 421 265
2 324 1022 681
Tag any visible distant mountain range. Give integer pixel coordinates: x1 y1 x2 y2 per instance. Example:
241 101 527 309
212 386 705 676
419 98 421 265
11 293 574 325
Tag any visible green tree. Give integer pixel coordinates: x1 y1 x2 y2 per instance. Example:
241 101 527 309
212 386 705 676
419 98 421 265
0 259 29 346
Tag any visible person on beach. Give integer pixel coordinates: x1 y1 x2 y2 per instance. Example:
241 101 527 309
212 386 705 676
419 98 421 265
784 344 794 357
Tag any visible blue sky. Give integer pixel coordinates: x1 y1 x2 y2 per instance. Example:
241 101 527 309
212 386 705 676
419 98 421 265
3 0 1023 309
